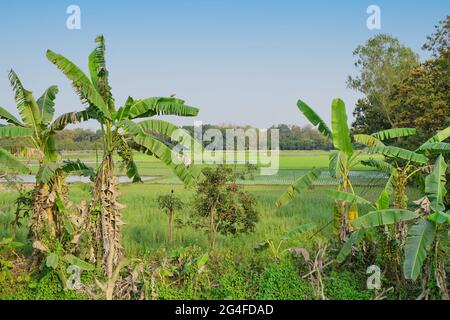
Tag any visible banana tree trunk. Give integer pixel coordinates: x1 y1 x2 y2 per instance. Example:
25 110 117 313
30 173 68 255
168 210 174 243
393 172 408 246
90 153 124 279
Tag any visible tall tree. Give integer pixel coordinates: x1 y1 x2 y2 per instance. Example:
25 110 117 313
0 71 93 254
46 36 203 278
390 16 450 146
347 34 419 133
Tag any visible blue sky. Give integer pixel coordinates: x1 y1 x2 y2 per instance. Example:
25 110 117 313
0 1 448 129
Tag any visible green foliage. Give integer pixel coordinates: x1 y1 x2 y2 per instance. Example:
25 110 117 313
158 191 183 214
403 220 436 280
192 165 258 239
275 168 321 207
331 99 353 157
348 34 419 133
390 18 450 146
256 258 313 300
352 209 418 229
324 270 373 300
296 100 332 141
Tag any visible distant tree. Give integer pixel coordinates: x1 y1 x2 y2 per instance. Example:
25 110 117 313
158 190 183 243
391 16 450 209
192 165 258 249
347 34 419 133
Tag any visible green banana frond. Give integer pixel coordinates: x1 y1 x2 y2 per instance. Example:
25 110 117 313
275 168 321 207
0 147 30 174
127 97 199 119
46 50 111 120
366 146 428 164
8 70 41 133
37 86 59 125
372 128 416 141
0 106 23 126
296 99 332 141
331 99 353 157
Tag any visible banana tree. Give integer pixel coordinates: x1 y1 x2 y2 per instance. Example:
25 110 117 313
46 35 203 278
0 70 94 251
276 99 365 242
355 126 450 243
403 155 449 300
337 155 449 299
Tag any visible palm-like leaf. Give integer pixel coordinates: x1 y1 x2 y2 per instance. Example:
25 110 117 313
360 158 397 175
124 119 203 152
366 146 428 164
61 160 95 179
424 155 447 212
0 106 23 126
282 223 316 240
88 35 114 113
336 229 365 263
0 126 34 138
331 99 353 157
372 128 416 141
36 162 60 183
421 126 450 145
329 150 348 179
127 97 199 119
131 134 203 187
296 99 332 140
325 189 375 208
403 220 436 281
275 168 321 207
46 50 111 120
44 135 58 162
8 70 41 133
50 109 94 132
415 142 450 155
353 134 384 147
351 209 419 229
37 86 59 125
0 147 30 174
376 189 391 210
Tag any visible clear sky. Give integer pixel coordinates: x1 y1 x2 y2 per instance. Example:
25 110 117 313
0 1 448 130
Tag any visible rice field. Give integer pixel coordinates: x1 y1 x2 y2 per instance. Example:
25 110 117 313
0 150 421 257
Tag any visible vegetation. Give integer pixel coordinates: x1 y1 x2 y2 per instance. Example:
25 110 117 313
0 17 449 301
190 165 258 249
45 35 203 281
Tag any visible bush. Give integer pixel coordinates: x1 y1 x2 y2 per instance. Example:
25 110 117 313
0 270 89 300
324 270 372 300
256 259 313 300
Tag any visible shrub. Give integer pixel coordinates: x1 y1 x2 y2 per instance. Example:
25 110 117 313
256 258 313 300
324 270 372 300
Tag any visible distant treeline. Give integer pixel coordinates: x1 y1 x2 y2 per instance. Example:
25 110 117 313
0 124 332 151
182 124 332 150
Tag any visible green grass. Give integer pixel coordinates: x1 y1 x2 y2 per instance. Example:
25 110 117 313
1 149 421 258
0 181 421 258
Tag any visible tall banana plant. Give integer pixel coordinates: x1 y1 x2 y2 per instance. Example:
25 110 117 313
337 155 449 299
403 155 449 300
0 70 94 250
46 36 203 278
355 126 450 243
276 99 364 242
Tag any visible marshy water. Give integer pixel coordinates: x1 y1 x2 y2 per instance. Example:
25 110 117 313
0 175 157 184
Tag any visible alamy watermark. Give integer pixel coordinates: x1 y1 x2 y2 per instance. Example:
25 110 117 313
367 5 381 30
366 265 381 290
66 5 81 30
171 122 280 175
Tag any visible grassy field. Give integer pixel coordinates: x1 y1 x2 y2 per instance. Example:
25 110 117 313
0 179 421 257
0 150 426 300
0 150 417 256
